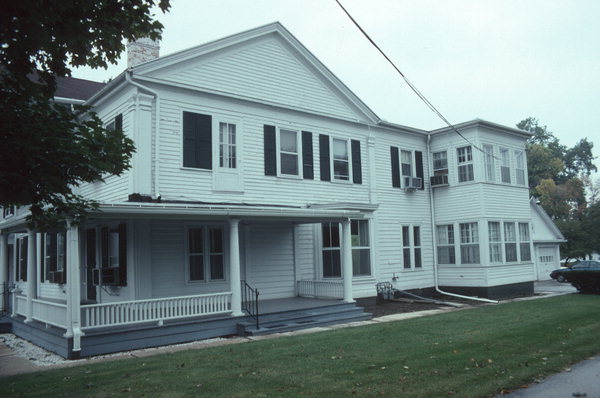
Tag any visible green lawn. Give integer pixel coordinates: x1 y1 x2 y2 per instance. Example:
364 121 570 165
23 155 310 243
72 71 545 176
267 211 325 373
2 294 600 397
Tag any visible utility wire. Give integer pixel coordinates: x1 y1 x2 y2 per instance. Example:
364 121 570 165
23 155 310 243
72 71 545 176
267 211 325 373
335 0 491 156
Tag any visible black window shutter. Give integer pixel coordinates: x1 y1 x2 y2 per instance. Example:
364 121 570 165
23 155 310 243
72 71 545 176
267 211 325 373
415 151 424 190
101 227 109 268
391 146 400 187
319 134 331 181
351 139 362 184
264 125 277 176
118 223 127 286
114 113 123 131
183 112 212 169
302 131 314 179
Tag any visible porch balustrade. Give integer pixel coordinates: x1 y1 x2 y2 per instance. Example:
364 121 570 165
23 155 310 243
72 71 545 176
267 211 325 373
15 295 68 329
81 292 232 330
297 279 344 299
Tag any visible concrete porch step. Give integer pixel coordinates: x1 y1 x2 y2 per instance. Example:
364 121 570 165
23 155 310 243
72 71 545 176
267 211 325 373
238 303 371 336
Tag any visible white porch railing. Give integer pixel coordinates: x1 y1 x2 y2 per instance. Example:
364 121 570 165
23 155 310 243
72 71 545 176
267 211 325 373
297 280 343 299
15 294 26 317
81 292 232 330
32 299 68 329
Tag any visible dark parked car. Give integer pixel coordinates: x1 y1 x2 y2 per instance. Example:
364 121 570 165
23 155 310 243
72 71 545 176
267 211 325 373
550 260 600 293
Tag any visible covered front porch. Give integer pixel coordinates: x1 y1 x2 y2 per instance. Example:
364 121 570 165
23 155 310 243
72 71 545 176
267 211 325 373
0 202 368 358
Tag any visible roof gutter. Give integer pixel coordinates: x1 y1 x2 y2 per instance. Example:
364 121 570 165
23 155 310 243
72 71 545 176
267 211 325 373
125 70 161 199
427 132 499 304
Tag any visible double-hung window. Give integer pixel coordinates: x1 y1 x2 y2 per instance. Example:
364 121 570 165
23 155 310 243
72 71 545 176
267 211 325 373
351 220 371 276
500 148 511 183
460 222 479 264
504 222 517 262
219 122 236 169
519 223 531 261
436 225 455 264
457 146 474 182
515 150 525 185
2 206 14 218
483 144 495 182
322 222 342 278
188 226 225 282
401 150 412 178
488 222 502 263
279 129 300 176
333 138 350 181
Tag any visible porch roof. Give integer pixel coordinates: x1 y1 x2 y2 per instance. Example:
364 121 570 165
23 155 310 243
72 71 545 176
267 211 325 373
93 202 364 223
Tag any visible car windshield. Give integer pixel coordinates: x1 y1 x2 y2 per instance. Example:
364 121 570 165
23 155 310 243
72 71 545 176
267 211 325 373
573 262 590 269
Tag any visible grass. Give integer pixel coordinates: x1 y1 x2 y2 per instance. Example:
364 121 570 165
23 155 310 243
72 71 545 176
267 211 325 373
2 294 600 397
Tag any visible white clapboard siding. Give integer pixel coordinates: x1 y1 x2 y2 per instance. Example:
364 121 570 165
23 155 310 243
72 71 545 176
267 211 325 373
163 36 358 121
481 184 530 219
245 223 295 300
296 224 317 282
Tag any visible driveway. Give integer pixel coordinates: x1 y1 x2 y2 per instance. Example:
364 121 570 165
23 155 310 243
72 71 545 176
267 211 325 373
534 279 577 295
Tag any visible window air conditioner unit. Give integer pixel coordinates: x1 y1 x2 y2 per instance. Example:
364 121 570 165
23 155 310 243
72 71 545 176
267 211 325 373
404 176 422 191
92 267 120 286
49 270 66 284
430 174 449 187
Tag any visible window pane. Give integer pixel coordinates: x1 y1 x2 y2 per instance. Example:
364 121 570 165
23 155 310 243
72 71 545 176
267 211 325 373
190 255 204 281
280 153 298 175
413 226 420 246
352 248 371 276
333 159 349 180
280 130 297 152
414 248 422 268
189 228 203 254
209 228 223 252
402 226 410 247
210 255 224 280
520 243 531 261
333 139 348 159
323 250 341 277
351 220 369 247
403 248 411 268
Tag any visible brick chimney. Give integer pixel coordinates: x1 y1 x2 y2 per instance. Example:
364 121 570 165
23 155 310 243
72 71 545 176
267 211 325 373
127 37 160 68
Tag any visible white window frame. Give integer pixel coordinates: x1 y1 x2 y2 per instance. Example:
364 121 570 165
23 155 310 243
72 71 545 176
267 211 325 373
42 231 67 283
504 222 517 262
500 148 511 184
186 224 227 283
436 224 455 265
321 222 342 279
459 222 480 264
278 128 301 177
15 234 28 282
351 219 371 277
402 224 422 270
519 222 532 262
413 226 422 268
483 144 495 182
402 225 411 269
488 221 502 263
218 121 237 169
515 150 526 186
457 146 474 182
2 206 15 219
332 137 352 182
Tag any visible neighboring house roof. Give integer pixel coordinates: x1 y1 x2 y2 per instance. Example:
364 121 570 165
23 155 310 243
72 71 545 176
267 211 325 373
429 118 532 138
530 197 567 243
54 76 106 102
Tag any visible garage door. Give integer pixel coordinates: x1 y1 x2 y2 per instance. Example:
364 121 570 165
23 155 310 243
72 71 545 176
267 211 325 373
537 246 558 280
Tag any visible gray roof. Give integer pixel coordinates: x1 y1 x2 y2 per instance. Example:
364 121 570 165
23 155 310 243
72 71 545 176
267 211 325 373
54 76 105 101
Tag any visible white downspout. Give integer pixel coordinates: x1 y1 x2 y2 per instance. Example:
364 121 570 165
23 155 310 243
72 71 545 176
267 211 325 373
427 133 498 304
125 70 161 199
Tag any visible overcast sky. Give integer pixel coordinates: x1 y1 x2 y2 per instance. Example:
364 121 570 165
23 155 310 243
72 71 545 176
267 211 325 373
74 0 600 159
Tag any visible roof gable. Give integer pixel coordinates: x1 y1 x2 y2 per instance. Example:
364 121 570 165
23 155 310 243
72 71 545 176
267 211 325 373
530 198 566 243
132 22 379 123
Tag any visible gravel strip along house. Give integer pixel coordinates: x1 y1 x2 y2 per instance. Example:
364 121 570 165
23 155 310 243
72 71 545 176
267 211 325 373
0 23 555 359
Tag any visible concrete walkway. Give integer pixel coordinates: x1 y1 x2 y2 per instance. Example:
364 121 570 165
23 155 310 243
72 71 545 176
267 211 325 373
496 356 600 398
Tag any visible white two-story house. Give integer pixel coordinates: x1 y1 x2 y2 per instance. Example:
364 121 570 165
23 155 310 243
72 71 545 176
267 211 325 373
0 22 544 359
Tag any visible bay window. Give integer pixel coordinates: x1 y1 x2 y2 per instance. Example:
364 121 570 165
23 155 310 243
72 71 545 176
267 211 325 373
460 222 479 264
457 146 474 182
504 222 517 262
436 225 455 264
488 222 502 263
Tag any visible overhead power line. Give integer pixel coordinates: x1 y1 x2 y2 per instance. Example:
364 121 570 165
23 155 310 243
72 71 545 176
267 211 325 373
335 0 490 155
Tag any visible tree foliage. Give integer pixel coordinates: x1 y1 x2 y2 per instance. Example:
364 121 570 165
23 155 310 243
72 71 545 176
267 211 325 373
518 117 598 259
0 1 171 229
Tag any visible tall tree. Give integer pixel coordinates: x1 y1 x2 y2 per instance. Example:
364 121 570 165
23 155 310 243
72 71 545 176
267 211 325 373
0 1 171 229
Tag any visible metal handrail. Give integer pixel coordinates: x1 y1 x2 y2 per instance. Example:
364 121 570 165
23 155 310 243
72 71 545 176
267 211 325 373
241 280 259 329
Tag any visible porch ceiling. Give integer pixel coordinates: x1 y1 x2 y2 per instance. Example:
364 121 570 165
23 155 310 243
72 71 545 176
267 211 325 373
92 202 364 223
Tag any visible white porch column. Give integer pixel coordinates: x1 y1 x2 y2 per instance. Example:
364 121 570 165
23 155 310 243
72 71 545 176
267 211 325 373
229 219 243 316
25 229 36 322
0 232 7 294
65 221 84 352
341 220 354 303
